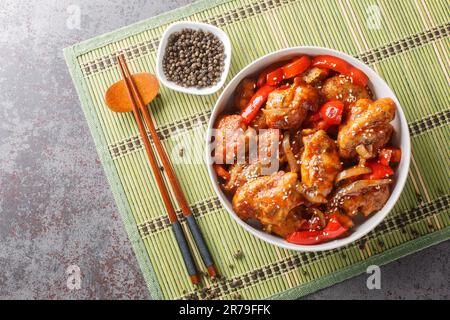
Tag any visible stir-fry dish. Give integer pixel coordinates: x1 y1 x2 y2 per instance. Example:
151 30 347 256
212 55 402 245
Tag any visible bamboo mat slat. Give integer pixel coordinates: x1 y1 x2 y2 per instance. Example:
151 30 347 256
64 0 450 300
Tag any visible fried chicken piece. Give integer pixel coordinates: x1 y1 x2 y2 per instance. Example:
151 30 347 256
213 114 248 164
248 110 268 130
222 162 264 194
337 98 396 159
222 129 281 193
321 75 371 106
301 130 342 204
232 171 303 225
254 128 281 164
263 81 319 129
268 207 306 238
302 67 330 85
234 78 256 111
339 185 390 217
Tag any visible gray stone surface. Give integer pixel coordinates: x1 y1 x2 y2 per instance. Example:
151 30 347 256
0 0 448 300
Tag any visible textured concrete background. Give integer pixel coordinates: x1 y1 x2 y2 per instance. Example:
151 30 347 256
0 0 448 300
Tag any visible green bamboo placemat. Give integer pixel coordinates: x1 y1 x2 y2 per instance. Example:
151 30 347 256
64 0 450 300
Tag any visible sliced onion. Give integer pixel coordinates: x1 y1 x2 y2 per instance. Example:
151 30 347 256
330 179 392 207
356 144 373 159
299 182 327 204
358 158 367 167
222 164 243 192
310 208 326 229
335 165 372 184
282 132 300 173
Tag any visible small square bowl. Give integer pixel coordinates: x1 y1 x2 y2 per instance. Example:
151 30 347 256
156 21 232 95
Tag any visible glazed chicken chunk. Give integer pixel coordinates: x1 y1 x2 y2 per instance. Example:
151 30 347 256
214 114 249 164
232 171 303 226
222 129 281 192
222 162 263 194
339 185 390 217
338 98 396 159
268 208 305 238
328 179 392 215
321 75 371 106
263 81 319 129
248 110 268 130
301 130 342 204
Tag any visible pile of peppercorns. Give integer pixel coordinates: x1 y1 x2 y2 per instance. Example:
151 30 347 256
162 28 225 88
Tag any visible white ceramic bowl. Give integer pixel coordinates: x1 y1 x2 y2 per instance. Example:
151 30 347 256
205 47 411 251
156 21 232 95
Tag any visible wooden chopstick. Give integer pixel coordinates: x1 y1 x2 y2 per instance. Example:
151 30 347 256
117 55 200 285
119 55 218 279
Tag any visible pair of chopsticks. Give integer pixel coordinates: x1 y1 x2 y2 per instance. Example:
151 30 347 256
117 54 217 285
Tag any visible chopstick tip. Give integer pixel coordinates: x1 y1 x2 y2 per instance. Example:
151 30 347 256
207 265 218 279
190 274 200 286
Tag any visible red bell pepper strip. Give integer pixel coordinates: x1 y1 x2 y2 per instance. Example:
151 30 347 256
281 56 312 80
259 56 312 87
286 214 350 245
319 100 344 125
241 85 275 124
322 214 350 239
213 164 231 180
379 147 402 166
313 55 349 74
347 67 369 87
312 55 369 87
277 84 291 90
286 230 324 245
266 68 284 86
257 64 283 87
363 160 394 180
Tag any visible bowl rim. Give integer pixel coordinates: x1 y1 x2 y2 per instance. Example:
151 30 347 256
205 46 411 252
156 21 232 96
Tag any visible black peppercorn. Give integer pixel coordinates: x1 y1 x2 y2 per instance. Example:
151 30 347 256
162 28 226 89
